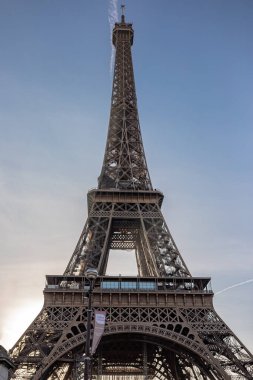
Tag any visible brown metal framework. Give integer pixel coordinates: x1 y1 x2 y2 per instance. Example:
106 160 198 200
9 13 253 380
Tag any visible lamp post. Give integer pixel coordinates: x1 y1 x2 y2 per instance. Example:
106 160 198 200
84 268 98 380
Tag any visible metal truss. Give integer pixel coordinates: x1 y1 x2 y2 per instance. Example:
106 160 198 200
9 12 253 380
63 191 190 277
98 20 151 191
9 277 253 379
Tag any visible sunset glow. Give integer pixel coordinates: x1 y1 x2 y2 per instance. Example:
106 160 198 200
1 301 43 350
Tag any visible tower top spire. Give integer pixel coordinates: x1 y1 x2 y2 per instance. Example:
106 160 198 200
121 1 125 23
99 3 150 191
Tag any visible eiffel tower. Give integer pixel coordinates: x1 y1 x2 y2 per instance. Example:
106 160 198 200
8 9 253 380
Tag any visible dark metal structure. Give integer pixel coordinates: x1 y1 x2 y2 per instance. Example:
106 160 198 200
9 12 253 380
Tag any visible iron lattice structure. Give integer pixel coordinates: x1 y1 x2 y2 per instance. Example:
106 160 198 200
9 14 253 380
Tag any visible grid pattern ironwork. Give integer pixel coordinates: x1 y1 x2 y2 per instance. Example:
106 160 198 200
8 12 253 380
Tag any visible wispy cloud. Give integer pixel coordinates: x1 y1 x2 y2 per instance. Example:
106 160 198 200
215 279 253 295
108 0 118 74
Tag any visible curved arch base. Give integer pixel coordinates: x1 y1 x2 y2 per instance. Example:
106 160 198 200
92 333 225 380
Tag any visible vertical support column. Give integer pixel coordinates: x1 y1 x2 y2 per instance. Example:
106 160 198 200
97 348 102 380
84 269 98 380
97 210 114 275
84 286 92 380
138 208 159 276
143 342 148 380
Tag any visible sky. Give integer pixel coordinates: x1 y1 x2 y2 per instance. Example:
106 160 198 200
0 0 252 356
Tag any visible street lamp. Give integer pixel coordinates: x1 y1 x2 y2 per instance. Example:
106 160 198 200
84 268 98 380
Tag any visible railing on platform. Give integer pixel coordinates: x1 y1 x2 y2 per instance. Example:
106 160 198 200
44 275 213 294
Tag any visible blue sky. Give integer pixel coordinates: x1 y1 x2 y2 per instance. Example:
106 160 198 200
0 0 252 354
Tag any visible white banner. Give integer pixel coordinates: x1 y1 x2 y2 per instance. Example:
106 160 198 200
91 310 106 355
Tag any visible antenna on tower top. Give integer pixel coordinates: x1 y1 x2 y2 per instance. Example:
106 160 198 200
121 0 125 23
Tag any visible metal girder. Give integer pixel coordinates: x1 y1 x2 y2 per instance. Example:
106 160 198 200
63 194 191 277
9 13 253 380
9 282 253 378
98 20 151 191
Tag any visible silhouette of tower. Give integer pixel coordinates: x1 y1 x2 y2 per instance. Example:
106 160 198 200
9 10 253 380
